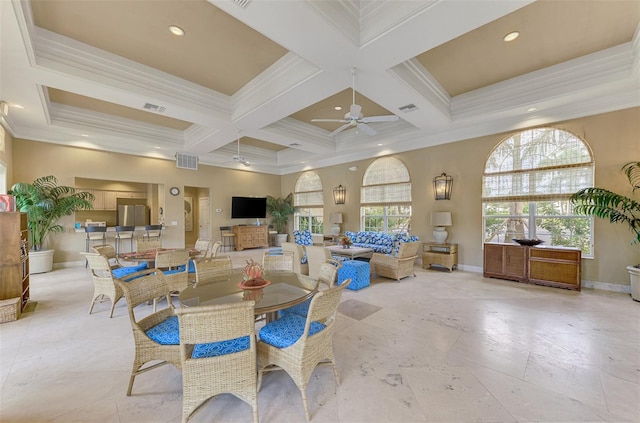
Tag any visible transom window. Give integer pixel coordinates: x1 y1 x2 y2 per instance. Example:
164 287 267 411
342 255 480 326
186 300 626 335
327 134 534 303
294 171 324 234
482 127 594 256
361 157 412 232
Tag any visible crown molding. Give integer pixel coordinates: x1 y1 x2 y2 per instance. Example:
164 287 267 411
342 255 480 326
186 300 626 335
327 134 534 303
389 59 451 119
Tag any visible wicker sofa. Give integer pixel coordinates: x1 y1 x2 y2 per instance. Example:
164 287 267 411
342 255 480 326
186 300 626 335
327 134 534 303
370 241 421 281
343 231 419 254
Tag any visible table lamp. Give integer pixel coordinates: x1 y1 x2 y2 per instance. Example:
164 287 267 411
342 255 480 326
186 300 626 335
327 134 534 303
330 213 343 236
430 212 452 243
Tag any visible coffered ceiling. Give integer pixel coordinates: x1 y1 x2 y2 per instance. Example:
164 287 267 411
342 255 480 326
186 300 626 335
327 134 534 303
1 0 638 175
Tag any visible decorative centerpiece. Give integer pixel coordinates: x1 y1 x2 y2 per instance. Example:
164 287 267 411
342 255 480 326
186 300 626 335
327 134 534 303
512 238 544 246
237 259 270 301
341 235 353 249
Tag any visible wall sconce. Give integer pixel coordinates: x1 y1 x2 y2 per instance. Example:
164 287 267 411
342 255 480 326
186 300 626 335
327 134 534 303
333 185 346 205
433 173 453 200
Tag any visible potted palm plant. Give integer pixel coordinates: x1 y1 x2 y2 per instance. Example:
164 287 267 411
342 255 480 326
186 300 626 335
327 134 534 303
570 161 640 301
9 175 94 273
266 193 297 246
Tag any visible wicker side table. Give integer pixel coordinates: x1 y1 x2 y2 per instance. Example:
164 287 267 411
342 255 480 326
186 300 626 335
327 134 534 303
422 243 458 272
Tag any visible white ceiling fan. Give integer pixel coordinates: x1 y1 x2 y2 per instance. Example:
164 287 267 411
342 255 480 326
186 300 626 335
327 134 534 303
232 131 250 166
312 67 399 137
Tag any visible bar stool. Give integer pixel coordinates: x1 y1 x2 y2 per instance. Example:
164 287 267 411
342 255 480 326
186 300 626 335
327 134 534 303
115 225 135 255
143 224 163 241
85 226 107 267
220 226 235 252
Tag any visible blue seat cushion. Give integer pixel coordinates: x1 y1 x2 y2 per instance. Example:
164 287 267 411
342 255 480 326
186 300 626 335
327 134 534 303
146 315 179 345
259 313 325 348
187 260 196 274
192 336 251 358
279 298 311 318
112 262 148 279
163 268 184 275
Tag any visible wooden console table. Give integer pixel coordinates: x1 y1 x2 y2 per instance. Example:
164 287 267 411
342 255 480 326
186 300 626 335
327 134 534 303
422 243 458 272
483 243 581 290
233 225 268 251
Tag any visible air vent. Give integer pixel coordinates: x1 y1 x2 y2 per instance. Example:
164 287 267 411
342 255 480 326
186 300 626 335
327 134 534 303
399 104 418 113
289 143 300 147
176 153 198 170
143 103 166 113
233 0 252 8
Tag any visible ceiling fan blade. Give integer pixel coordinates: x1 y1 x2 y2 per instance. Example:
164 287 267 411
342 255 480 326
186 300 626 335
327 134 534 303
361 115 399 123
349 104 362 119
330 123 351 137
311 118 349 123
357 122 377 136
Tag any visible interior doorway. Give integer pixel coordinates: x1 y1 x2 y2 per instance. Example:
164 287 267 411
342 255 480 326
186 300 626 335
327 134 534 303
184 186 210 247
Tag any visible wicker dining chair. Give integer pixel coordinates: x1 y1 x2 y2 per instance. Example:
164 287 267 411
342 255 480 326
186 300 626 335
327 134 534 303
209 241 222 258
257 279 351 421
154 249 190 310
114 268 181 396
193 256 233 286
92 243 148 277
136 237 162 252
280 259 342 318
304 245 332 280
81 252 125 318
262 250 295 273
175 302 258 423
281 242 309 275
193 238 212 259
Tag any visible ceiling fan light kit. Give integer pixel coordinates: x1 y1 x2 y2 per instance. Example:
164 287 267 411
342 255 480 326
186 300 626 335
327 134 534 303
312 68 399 137
233 132 250 167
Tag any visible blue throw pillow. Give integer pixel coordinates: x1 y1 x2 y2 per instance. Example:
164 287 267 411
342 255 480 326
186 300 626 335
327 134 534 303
293 230 313 246
259 313 326 348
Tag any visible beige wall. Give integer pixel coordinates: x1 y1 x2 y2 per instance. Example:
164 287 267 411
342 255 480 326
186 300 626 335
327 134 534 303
0 124 13 190
11 107 640 287
282 107 640 287
11 140 281 263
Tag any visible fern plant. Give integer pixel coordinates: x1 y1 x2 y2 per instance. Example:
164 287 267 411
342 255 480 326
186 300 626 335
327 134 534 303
570 161 640 246
9 175 94 251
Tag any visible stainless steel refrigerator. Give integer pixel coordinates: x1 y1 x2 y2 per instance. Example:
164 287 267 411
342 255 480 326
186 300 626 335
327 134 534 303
118 205 149 227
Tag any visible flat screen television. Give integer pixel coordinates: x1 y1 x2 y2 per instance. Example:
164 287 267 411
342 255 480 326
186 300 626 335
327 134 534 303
231 196 267 219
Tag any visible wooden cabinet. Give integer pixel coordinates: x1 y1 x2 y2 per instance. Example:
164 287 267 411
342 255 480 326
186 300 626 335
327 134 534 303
233 225 268 251
483 243 581 290
483 243 527 282
87 189 117 210
0 212 30 311
422 243 458 272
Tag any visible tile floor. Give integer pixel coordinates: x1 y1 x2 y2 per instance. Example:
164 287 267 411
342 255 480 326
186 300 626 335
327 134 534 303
1 249 639 422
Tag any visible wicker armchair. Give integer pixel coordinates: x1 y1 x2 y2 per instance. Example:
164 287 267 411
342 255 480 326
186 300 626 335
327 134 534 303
154 249 191 310
114 269 181 396
262 250 295 273
193 238 212 259
92 243 148 278
257 279 351 421
81 252 124 318
283 259 342 318
193 256 233 286
175 302 258 423
370 241 420 281
281 242 309 275
210 241 222 258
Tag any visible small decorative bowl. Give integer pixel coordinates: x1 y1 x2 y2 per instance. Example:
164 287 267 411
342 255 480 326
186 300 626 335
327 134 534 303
512 238 544 246
237 278 271 290
238 278 271 302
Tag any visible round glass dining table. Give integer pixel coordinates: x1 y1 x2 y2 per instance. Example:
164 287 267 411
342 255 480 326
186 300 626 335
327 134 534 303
178 270 318 321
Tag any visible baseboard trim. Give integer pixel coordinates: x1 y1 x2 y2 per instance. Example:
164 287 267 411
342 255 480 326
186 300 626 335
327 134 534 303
582 279 631 294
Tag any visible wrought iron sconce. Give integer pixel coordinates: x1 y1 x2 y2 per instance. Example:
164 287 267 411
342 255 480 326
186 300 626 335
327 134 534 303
333 185 346 205
433 173 453 200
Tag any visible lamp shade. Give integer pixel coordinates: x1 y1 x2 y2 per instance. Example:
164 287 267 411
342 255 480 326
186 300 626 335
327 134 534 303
430 212 452 227
330 213 343 224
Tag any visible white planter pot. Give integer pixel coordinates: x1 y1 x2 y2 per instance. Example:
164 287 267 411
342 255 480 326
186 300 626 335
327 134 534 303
30 249 54 274
275 234 288 247
627 265 640 302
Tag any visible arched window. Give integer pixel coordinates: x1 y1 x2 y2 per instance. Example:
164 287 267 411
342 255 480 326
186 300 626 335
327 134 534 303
361 157 412 232
483 127 594 256
294 171 324 234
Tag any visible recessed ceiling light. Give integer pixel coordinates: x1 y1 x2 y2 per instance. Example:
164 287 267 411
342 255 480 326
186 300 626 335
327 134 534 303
503 31 520 42
12 104 24 109
169 25 185 36
527 107 537 112
334 106 342 111
377 143 383 146
348 166 358 171
80 134 89 137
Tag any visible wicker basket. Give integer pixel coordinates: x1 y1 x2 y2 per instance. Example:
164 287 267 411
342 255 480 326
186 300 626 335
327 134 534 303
0 297 21 323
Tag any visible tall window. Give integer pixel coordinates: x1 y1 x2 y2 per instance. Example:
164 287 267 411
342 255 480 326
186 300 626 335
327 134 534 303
294 171 324 234
361 157 412 233
482 127 594 256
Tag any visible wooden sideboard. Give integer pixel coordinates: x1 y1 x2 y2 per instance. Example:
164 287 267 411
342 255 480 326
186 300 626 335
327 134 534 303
483 243 581 290
0 212 30 312
233 225 268 251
